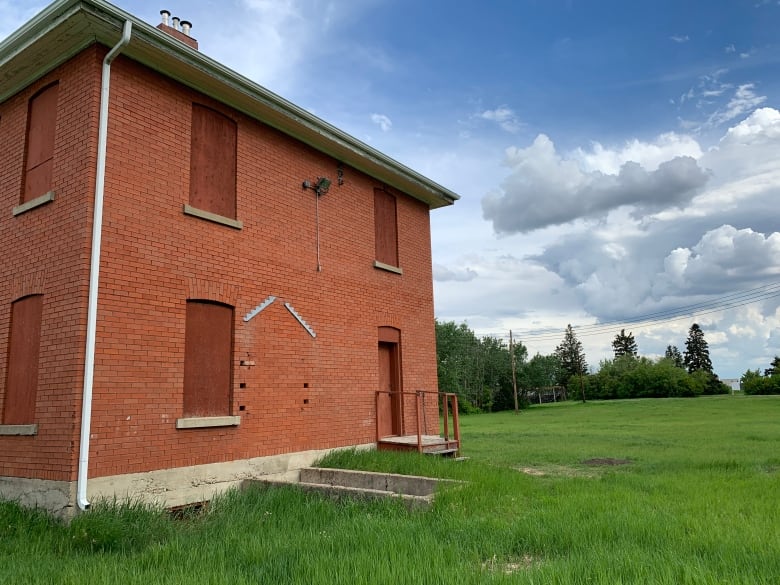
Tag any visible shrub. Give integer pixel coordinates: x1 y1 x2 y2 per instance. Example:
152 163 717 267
742 372 780 395
581 356 728 400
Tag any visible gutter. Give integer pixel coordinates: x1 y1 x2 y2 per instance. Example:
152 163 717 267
77 19 133 512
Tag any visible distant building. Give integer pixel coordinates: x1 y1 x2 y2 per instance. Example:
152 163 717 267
0 0 458 516
721 378 741 392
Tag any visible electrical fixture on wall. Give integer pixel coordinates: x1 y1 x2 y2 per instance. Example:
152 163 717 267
302 177 332 272
302 177 331 197
337 163 344 186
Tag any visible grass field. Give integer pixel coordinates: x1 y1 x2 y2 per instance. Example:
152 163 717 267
2 396 778 584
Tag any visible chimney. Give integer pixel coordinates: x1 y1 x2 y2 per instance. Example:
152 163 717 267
156 9 198 50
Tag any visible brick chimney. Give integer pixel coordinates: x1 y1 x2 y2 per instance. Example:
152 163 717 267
157 10 198 50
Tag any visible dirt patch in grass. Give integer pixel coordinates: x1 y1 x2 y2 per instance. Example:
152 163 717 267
581 458 632 466
516 465 597 478
483 554 537 574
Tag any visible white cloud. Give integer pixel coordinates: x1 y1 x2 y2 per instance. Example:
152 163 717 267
0 1 44 39
478 106 523 133
721 107 780 143
433 263 477 282
481 134 709 234
503 109 780 376
670 35 690 43
657 226 780 289
725 44 736 53
370 113 393 132
171 0 383 96
576 132 703 175
706 84 767 128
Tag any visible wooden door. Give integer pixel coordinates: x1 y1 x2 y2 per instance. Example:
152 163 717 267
378 341 401 437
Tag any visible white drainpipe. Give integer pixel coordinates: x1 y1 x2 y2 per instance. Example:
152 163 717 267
77 20 133 511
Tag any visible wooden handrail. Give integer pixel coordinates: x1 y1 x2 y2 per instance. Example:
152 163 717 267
375 390 460 455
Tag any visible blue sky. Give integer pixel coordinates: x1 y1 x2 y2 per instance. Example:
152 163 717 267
3 0 779 378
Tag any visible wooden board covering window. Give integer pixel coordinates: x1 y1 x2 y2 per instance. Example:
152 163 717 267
189 104 237 220
183 300 233 417
23 83 58 203
374 189 399 267
3 295 43 424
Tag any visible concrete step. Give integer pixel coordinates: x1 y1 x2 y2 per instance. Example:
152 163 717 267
248 467 462 510
424 448 459 457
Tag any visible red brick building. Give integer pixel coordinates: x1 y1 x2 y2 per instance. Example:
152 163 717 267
0 0 458 516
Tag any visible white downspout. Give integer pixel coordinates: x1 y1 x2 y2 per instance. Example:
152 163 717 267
77 20 133 511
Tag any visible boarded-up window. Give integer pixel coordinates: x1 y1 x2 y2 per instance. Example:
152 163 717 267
23 83 59 203
374 189 399 267
189 104 237 219
3 295 43 424
183 300 233 417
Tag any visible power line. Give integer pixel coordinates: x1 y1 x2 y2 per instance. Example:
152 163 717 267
474 281 780 342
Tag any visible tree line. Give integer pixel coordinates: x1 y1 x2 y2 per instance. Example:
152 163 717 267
435 320 731 412
740 356 780 395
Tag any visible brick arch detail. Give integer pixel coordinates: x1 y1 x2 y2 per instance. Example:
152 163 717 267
11 270 46 301
378 325 401 344
186 278 238 306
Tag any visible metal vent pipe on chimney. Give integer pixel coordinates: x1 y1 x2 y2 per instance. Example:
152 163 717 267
160 10 170 26
181 21 192 36
172 16 180 30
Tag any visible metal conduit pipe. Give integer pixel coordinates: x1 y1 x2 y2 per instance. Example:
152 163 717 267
77 19 133 511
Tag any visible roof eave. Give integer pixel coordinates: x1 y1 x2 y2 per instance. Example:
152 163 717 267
0 0 460 209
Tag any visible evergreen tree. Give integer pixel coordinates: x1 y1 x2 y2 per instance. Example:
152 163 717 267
683 323 712 374
764 355 780 377
664 344 684 368
555 324 587 402
612 329 638 358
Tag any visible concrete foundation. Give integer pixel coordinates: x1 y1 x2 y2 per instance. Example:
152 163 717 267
0 476 77 519
1 443 373 517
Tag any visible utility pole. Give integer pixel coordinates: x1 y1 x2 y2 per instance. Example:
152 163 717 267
510 330 519 414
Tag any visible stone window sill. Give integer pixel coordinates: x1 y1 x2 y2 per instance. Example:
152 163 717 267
13 191 55 216
373 260 403 275
0 424 38 436
183 204 243 229
176 416 241 429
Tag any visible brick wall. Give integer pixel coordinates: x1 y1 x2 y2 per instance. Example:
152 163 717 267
85 54 440 477
0 48 102 480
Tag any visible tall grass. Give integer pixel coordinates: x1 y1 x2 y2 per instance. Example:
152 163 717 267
1 396 778 584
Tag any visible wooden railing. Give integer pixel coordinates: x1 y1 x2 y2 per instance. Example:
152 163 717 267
375 390 460 455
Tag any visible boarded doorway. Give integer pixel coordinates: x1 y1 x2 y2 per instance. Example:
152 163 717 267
377 327 402 438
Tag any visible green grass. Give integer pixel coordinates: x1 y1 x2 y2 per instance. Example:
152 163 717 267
2 396 779 583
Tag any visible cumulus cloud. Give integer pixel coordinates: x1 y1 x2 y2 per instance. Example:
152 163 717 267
657 226 780 290
670 35 690 43
478 106 523 133
576 132 703 174
433 263 478 282
514 108 780 376
481 134 709 234
370 113 393 132
529 110 780 309
721 107 780 143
